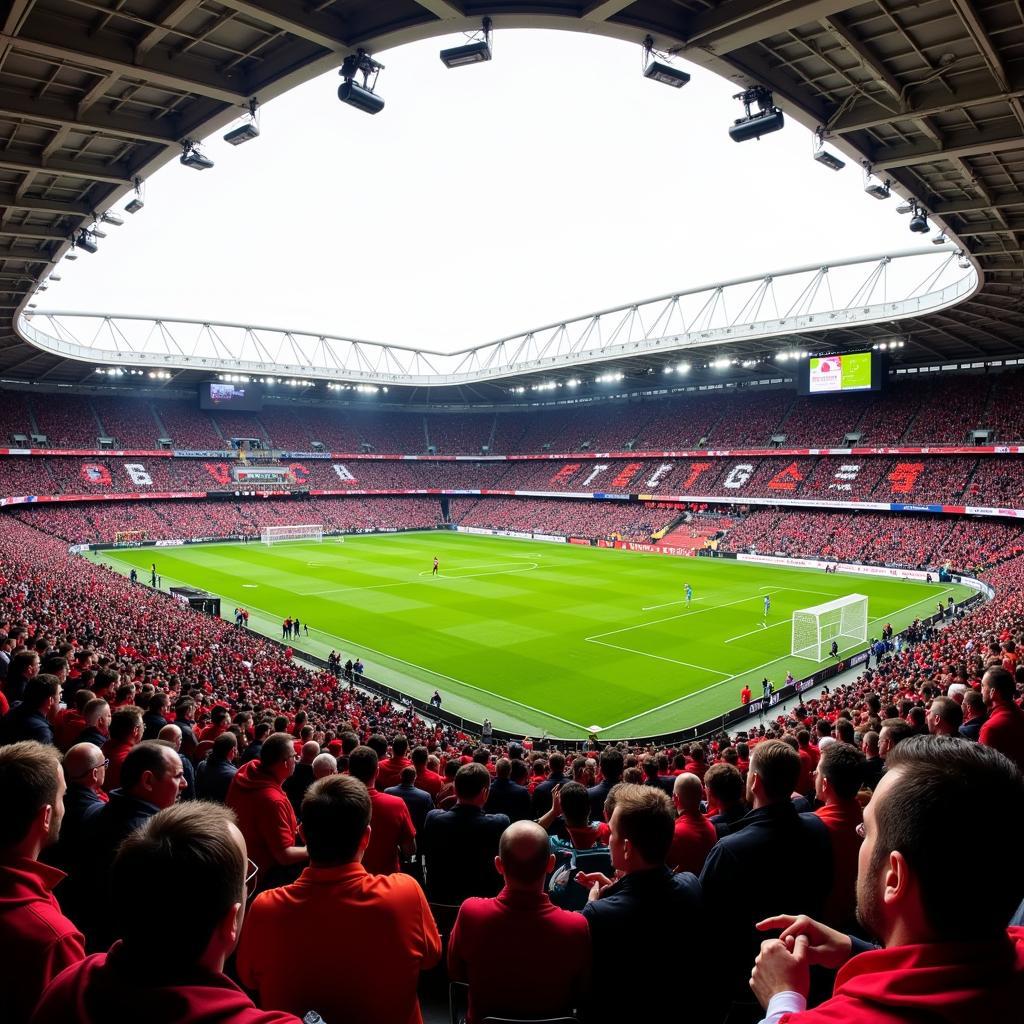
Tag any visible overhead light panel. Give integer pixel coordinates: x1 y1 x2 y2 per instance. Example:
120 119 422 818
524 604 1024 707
224 98 260 145
180 139 214 170
813 145 845 171
338 50 385 114
100 211 124 226
65 252 77 261
729 86 784 142
896 202 913 214
641 36 689 88
932 232 947 245
440 18 492 68
75 230 98 255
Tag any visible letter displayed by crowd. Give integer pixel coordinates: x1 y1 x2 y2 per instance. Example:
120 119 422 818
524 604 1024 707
0 503 1023 1022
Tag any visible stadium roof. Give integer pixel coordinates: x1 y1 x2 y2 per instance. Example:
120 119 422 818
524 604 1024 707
2 1 1023 386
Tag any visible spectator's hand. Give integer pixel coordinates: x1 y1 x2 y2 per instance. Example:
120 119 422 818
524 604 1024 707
750 934 810 1008
756 914 852 969
550 784 562 816
576 870 613 902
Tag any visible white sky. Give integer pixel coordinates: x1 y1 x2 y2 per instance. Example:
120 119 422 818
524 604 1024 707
46 29 919 351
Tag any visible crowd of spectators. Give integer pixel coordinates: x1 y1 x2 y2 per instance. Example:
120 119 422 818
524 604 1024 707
0 499 1022 1022
9 368 1024 453
722 510 1024 571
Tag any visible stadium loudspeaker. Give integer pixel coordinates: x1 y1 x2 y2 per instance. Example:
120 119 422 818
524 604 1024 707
729 108 785 142
338 80 385 114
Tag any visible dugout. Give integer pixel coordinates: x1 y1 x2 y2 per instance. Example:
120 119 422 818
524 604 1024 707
169 586 221 619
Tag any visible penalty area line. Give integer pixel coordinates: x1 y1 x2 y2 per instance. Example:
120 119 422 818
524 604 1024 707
585 637 731 678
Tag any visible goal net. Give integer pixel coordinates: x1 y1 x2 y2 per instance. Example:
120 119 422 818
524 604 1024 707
260 524 323 546
791 594 868 661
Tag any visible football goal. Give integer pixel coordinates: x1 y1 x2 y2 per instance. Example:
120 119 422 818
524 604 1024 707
791 593 868 660
260 524 324 545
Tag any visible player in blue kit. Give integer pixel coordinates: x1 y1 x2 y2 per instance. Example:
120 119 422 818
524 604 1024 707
763 593 771 618
685 583 693 606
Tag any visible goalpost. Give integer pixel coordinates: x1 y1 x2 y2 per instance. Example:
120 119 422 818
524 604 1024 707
260 524 325 546
791 594 868 660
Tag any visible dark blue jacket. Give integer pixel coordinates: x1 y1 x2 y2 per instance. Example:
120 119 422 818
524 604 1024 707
385 781 434 834
530 772 571 817
484 777 532 822
420 803 509 904
699 801 832 1011
583 867 710 1023
195 755 237 804
959 718 985 742
0 705 54 746
73 726 108 749
587 777 620 822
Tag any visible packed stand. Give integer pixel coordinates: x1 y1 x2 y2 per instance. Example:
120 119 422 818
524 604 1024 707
90 398 162 450
0 391 33 444
903 375 990 445
777 394 874 446
424 414 496 454
154 401 225 450
28 396 100 449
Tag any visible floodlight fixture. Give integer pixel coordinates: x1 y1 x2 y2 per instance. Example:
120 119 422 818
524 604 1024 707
75 230 98 254
641 36 690 88
224 98 260 145
896 202 914 214
907 200 929 233
440 18 492 68
932 232 947 244
100 211 124 226
49 273 61 281
91 227 107 238
813 134 845 170
338 50 385 114
180 139 214 170
65 252 77 261
956 250 971 270
729 86 784 142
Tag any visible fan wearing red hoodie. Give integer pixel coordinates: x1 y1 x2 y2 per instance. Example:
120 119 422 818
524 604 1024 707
750 736 1024 1024
980 667 1024 772
31 802 300 1024
226 733 307 893
0 741 85 1024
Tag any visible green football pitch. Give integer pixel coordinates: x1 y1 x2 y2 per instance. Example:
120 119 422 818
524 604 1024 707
93 532 973 740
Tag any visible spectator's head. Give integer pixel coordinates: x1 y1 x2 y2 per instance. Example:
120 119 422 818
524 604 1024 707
348 745 379 788
747 739 800 807
496 820 553 891
83 697 111 733
299 775 371 866
411 745 429 769
548 752 566 777
40 655 68 682
313 752 338 779
857 736 1024 944
212 732 238 762
495 757 511 780
608 784 674 873
64 742 107 792
158 723 182 751
109 705 144 745
113 802 247 971
0 741 65 859
835 718 855 745
927 696 963 736
338 730 359 755
366 734 388 759
557 782 590 828
454 762 490 806
704 762 745 811
510 760 529 786
599 748 624 784
252 721 272 743
22 674 61 715
981 667 1016 709
8 649 40 682
399 766 417 786
878 718 914 760
672 772 704 815
862 730 880 757
259 732 298 782
961 689 985 721
299 740 319 765
391 735 408 759
121 741 186 809
814 742 866 803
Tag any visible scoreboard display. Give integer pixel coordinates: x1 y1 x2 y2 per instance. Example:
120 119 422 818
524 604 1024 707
799 351 883 395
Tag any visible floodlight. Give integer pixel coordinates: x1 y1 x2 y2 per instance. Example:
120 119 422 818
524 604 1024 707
865 181 890 199
729 87 784 142
180 140 214 170
339 50 385 114
65 252 77 260
91 227 107 238
224 99 260 145
100 211 124 226
644 61 690 87
76 231 98 254
441 18 492 67
896 202 913 214
125 196 144 214
49 273 61 281
908 201 929 233
224 121 259 145
932 233 947 245
813 148 845 171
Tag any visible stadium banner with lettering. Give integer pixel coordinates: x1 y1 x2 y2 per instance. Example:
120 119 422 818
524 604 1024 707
0 448 172 457
736 553 932 580
613 541 696 557
0 491 205 507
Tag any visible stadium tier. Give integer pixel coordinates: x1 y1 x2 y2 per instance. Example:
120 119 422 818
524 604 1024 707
8 370 1024 452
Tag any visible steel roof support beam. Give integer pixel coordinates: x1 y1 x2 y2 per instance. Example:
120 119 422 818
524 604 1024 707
684 0 856 54
210 0 352 52
0 149 132 186
872 127 1024 170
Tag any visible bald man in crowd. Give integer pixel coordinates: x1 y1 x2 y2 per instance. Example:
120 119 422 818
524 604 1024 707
668 772 717 875
449 820 590 1024
160 724 196 801
312 752 337 780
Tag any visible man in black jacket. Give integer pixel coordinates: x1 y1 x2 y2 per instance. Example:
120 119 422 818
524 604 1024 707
195 732 237 803
580 784 711 1024
73 698 111 749
484 758 531 822
0 673 60 746
531 751 571 817
238 721 271 765
699 738 832 1023
421 762 509 903
587 747 624 821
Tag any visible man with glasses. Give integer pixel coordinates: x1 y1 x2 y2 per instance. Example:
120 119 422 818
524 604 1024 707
32 802 302 1024
226 732 308 894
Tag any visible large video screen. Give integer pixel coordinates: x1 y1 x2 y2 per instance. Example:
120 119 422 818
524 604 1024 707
199 381 264 411
799 351 882 395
